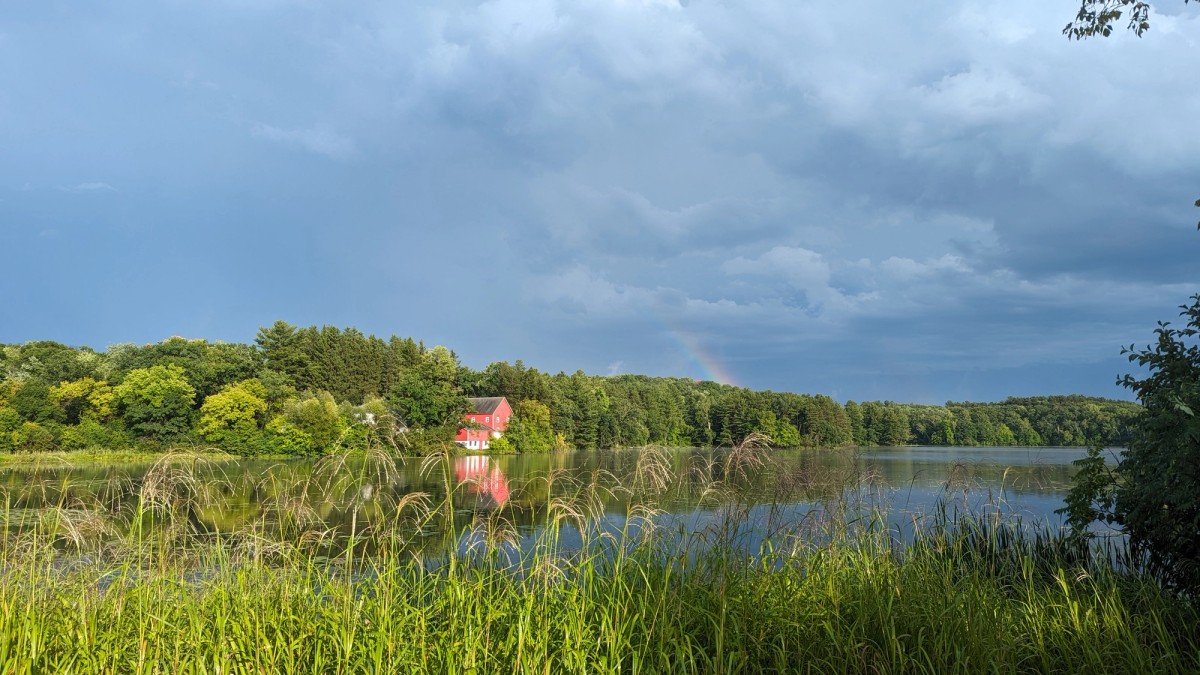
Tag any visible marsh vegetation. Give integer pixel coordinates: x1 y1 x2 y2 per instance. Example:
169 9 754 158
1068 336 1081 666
0 443 1196 673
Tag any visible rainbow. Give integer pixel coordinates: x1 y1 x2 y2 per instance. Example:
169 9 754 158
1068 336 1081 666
667 329 738 386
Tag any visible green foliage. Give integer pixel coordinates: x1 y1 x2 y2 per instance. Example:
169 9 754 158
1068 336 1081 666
343 396 402 452
890 396 1138 448
59 419 131 451
931 417 956 445
845 401 866 445
254 321 307 388
11 420 56 453
1113 294 1200 593
1064 0 1160 39
994 423 1017 446
501 400 556 453
770 419 803 447
388 346 468 430
9 380 63 424
257 323 419 405
265 391 344 456
3 340 98 383
555 371 607 449
112 365 197 441
468 359 552 403
798 394 853 446
327 397 400 452
684 390 715 446
881 404 911 446
0 460 1198 672
859 401 887 446
255 369 298 413
264 415 314 456
0 323 1150 455
107 337 259 399
597 394 646 449
197 380 269 453
49 378 115 424
486 435 516 454
1058 443 1118 542
297 326 391 404
0 407 21 452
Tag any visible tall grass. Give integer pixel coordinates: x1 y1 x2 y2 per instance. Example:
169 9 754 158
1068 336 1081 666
0 444 1196 673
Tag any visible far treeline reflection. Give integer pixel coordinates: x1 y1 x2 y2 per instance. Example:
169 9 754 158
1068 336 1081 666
0 322 1139 455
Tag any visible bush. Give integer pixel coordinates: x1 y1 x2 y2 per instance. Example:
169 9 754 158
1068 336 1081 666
12 421 56 453
1114 294 1200 593
60 419 132 451
264 416 316 456
487 435 516 454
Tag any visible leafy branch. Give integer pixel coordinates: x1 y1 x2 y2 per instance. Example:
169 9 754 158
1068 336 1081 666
1063 0 1192 39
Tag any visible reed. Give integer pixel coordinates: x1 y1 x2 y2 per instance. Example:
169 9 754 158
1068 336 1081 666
0 446 1195 674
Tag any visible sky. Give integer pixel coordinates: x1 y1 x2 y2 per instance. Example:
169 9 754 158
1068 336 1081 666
1 1 1197 404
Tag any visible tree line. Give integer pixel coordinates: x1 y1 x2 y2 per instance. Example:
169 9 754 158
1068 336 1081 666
0 321 1141 455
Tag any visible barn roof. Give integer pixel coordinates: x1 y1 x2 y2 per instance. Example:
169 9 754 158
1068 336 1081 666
468 397 508 414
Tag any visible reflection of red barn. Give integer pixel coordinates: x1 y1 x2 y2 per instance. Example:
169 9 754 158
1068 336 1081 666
454 456 510 506
455 397 513 450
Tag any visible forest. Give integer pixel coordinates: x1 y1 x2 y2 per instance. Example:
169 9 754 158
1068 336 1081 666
0 321 1142 456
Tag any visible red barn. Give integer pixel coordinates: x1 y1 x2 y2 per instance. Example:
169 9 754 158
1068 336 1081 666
455 397 513 450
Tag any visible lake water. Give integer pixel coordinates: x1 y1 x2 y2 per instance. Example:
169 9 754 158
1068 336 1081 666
0 446 1104 557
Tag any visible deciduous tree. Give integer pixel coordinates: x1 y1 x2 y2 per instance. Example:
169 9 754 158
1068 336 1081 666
49 378 115 424
501 400 556 453
266 391 343 455
113 365 196 441
388 346 469 430
198 379 269 452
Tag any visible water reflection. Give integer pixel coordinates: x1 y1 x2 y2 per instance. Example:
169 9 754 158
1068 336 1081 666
0 446 1098 558
455 456 510 507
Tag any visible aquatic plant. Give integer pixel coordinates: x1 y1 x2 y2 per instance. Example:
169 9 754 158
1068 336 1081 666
0 446 1195 673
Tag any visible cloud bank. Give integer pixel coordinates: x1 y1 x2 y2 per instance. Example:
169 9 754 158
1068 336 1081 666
1 1 1197 403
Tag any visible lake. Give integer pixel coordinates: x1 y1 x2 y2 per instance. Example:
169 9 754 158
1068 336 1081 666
0 445 1105 560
